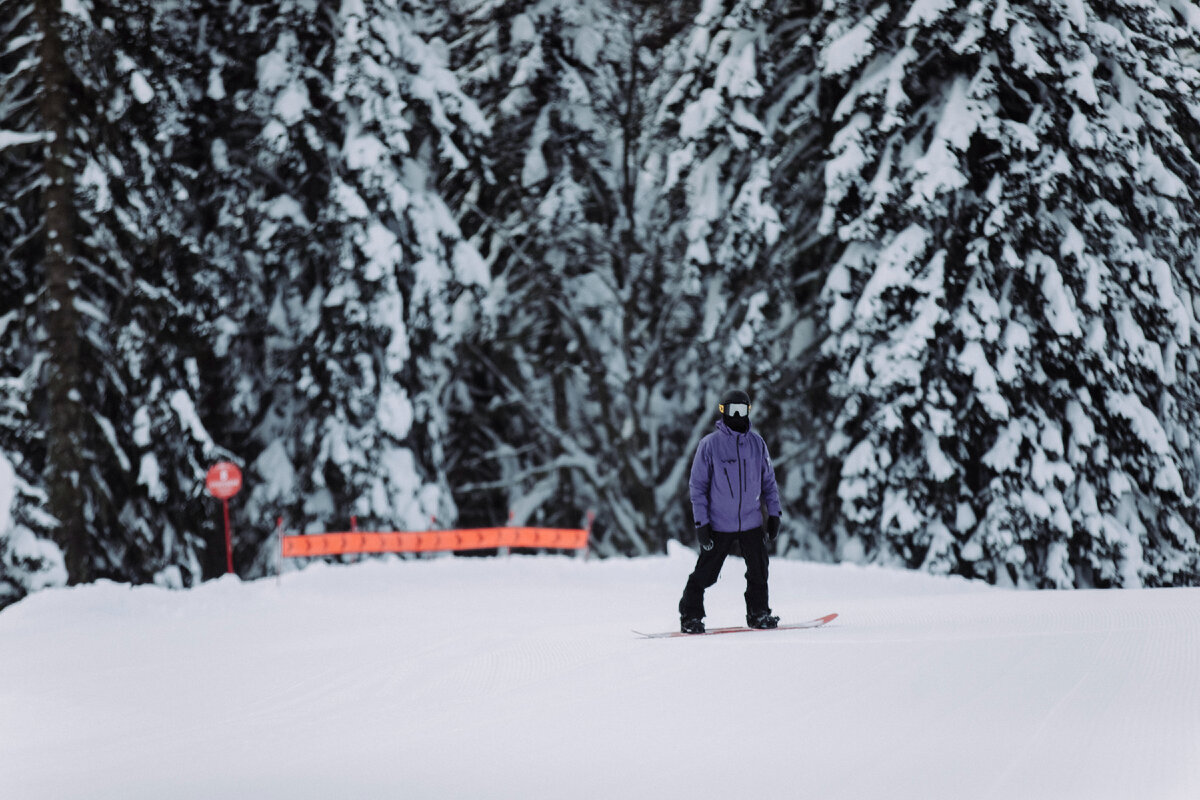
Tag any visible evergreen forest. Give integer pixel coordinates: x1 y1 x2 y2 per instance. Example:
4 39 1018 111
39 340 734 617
3 0 1200 606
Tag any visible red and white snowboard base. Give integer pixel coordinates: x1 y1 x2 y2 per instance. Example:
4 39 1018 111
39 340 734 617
634 612 838 639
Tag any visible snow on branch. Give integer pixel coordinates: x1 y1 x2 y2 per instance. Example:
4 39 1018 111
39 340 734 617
0 130 53 150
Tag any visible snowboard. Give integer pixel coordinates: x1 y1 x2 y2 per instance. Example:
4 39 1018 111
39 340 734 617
634 612 838 639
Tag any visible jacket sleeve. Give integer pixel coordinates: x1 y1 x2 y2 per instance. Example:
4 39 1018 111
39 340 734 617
760 437 782 517
689 438 711 527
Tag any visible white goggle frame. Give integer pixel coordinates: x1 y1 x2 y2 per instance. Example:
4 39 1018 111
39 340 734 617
720 402 751 417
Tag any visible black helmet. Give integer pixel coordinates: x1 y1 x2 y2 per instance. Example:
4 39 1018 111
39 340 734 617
718 389 751 417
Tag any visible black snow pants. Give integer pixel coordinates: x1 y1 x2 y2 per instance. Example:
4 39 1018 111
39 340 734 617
678 528 769 620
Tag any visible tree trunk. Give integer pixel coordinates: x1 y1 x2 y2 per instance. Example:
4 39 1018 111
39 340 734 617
35 0 90 582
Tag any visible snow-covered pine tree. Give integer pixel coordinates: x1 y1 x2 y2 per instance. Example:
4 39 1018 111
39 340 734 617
448 0 632 542
196 0 350 555
43 0 228 585
303 0 490 539
752 0 840 559
814 0 1200 586
194 0 488 569
0 0 70 604
0 0 154 587
450 0 725 554
91 0 251 586
23 0 95 583
1 0 203 591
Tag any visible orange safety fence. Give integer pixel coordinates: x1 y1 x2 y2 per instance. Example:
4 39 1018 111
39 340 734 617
279 525 589 558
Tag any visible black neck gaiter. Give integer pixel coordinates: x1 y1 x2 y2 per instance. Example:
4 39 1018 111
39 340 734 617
724 415 749 434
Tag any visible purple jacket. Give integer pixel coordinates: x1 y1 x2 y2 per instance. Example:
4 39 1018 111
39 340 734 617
689 419 781 533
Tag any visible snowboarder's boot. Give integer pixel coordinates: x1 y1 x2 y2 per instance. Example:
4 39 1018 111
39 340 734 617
680 617 705 634
746 610 779 629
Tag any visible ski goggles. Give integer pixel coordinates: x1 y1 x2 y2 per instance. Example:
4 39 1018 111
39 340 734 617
719 402 751 417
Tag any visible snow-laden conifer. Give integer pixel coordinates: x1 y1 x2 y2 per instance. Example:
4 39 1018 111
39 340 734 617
310 0 490 537
451 1 737 554
50 0 227 586
0 0 69 604
451 0 633 550
751 0 830 558
815 0 1200 586
209 0 363 549
0 0 228 593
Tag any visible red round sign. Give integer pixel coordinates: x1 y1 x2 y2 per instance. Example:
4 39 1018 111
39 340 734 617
206 462 243 500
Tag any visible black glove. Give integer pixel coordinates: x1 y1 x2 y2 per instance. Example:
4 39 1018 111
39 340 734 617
696 523 714 551
765 516 780 542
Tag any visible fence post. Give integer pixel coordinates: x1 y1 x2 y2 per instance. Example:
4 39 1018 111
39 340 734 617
583 510 595 561
275 516 284 586
500 510 513 557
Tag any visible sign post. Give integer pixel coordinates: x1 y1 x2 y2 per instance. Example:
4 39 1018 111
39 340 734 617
206 462 243 574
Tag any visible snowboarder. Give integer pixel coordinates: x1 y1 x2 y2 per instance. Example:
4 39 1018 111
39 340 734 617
679 389 782 634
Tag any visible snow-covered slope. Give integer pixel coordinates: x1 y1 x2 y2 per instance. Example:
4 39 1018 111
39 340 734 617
2 544 1198 799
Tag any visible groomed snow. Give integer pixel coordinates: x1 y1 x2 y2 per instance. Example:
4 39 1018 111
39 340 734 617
2 543 1199 799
